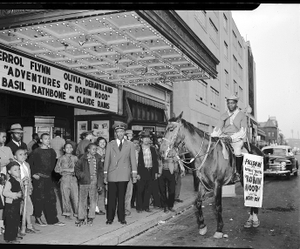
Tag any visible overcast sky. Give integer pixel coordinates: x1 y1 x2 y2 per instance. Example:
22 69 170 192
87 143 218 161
231 4 300 139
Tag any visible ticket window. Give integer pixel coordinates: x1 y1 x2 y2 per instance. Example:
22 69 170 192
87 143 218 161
52 127 67 139
35 125 53 139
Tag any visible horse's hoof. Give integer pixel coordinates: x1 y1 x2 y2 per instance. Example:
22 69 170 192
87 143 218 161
199 226 207 235
213 232 224 239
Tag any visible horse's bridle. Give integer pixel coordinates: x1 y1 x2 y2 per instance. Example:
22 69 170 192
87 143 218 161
163 122 221 171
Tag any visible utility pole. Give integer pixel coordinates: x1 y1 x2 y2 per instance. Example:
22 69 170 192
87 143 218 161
291 129 294 139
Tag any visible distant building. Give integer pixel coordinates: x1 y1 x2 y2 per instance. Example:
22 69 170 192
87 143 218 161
259 116 280 145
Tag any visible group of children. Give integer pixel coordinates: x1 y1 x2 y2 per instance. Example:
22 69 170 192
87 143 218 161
1 134 105 243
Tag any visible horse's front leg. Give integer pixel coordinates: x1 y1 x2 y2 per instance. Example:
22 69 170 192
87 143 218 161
195 183 207 236
213 182 224 239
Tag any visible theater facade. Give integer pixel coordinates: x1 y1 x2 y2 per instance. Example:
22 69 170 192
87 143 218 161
0 9 218 143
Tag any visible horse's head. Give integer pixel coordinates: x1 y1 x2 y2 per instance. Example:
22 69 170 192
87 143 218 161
160 111 185 159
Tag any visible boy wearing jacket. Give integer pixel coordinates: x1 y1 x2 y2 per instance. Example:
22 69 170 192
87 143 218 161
75 143 104 226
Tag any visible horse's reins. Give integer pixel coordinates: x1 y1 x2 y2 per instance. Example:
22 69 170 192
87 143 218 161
163 123 221 172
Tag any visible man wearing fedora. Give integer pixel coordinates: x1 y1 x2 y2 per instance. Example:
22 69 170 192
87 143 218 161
136 130 159 213
104 121 137 225
6 124 28 155
210 95 248 182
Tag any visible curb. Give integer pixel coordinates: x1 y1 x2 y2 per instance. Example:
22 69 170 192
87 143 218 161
82 197 196 245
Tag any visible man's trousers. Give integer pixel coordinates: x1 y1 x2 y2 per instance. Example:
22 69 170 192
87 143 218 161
32 177 59 224
106 181 128 222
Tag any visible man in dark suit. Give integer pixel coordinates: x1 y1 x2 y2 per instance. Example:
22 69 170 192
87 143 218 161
6 124 28 155
136 130 159 213
104 121 137 225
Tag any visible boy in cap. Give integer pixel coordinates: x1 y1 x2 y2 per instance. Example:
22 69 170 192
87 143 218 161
104 121 137 225
2 161 23 243
6 124 28 155
210 95 248 182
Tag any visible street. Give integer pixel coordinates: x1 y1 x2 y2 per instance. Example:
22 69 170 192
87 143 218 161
121 155 300 248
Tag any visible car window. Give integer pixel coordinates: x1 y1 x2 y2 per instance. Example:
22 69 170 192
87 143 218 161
263 148 273 155
263 148 286 156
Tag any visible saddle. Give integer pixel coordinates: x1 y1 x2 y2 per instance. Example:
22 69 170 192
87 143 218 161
219 140 251 168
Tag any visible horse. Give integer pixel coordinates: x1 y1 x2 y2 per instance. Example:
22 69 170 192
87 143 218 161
159 111 266 239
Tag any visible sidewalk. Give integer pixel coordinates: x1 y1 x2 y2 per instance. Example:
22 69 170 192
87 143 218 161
0 173 197 245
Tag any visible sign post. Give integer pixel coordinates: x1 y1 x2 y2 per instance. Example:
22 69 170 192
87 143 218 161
243 153 264 208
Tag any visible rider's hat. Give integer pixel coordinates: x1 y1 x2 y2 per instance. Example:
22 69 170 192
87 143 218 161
226 95 239 102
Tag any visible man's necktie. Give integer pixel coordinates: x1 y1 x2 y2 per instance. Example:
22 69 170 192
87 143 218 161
119 141 122 151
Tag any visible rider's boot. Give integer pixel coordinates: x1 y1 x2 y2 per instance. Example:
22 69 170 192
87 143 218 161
232 155 243 183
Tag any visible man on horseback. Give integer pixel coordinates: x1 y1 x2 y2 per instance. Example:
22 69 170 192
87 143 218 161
210 95 247 183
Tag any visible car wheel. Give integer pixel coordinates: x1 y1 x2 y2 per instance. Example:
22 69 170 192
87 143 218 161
285 173 291 180
294 170 298 176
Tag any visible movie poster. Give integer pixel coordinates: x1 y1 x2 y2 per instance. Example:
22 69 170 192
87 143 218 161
91 120 110 142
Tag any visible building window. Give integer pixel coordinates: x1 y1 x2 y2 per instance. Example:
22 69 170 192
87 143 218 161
196 80 207 104
238 63 243 79
232 30 237 48
233 80 238 96
194 11 207 30
272 132 275 137
223 13 228 32
233 55 237 72
224 69 229 88
209 18 218 45
198 122 209 132
238 41 243 58
238 86 243 102
210 87 220 110
224 41 228 59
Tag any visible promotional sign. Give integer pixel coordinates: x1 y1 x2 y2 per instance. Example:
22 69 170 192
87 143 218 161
243 153 264 208
0 48 118 113
91 120 110 142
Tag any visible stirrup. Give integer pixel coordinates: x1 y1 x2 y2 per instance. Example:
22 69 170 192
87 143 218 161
232 173 240 183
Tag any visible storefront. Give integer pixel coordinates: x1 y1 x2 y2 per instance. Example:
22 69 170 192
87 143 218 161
0 9 218 143
124 90 168 137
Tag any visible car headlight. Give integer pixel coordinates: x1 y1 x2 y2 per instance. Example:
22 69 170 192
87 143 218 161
281 162 286 170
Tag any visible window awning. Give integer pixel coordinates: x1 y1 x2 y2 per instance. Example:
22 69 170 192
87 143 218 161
125 92 166 110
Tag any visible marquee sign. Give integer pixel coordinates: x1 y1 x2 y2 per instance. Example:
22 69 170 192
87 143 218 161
0 47 118 113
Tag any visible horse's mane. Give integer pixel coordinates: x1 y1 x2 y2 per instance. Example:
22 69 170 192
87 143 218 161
169 117 210 140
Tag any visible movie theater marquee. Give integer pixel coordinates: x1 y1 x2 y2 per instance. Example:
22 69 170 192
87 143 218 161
0 47 118 113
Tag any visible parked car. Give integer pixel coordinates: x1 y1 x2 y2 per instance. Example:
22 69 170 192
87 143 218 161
262 145 298 179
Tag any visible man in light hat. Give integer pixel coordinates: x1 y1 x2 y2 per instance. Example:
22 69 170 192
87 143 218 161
135 130 160 213
210 95 248 182
104 121 137 225
6 124 28 155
